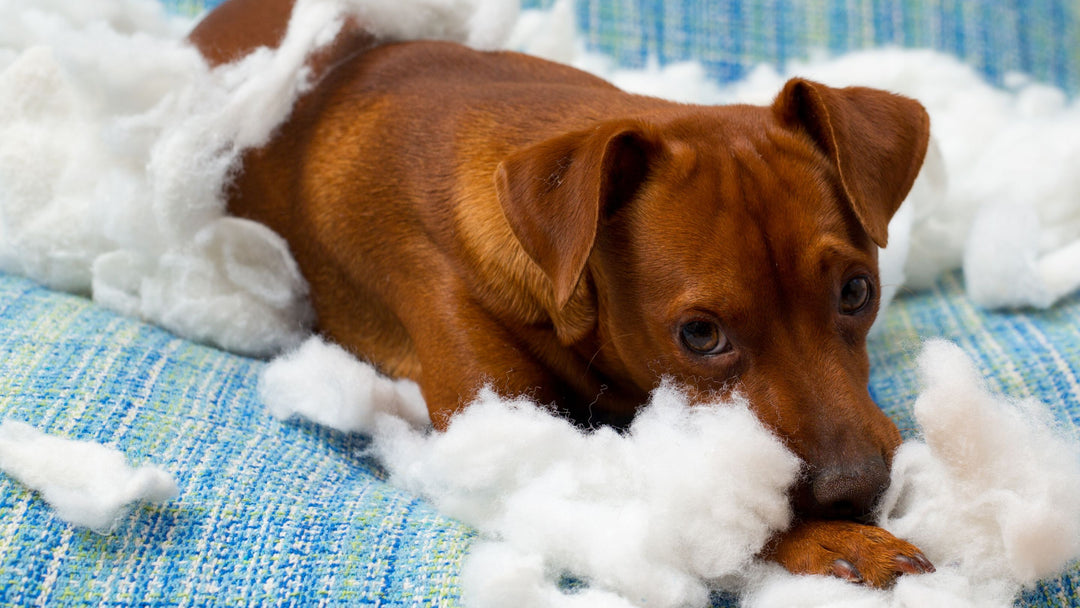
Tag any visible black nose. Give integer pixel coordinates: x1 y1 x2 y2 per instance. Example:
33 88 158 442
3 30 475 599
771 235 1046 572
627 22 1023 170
805 458 891 520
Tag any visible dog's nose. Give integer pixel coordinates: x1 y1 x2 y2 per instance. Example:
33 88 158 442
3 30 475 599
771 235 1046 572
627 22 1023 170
807 457 891 520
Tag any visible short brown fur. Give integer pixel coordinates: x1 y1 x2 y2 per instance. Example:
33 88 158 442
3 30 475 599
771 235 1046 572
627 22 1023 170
191 0 933 587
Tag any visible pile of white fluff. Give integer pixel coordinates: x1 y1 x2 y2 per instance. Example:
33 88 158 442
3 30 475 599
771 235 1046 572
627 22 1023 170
263 337 1080 607
2 0 1080 606
736 341 1080 607
0 420 178 534
0 0 516 357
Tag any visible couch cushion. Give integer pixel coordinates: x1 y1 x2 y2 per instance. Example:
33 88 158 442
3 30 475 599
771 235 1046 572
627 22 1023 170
1 268 1078 606
0 272 473 606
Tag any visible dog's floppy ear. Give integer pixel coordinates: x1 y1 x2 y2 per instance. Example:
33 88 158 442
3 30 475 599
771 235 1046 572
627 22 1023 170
773 78 930 247
495 121 658 308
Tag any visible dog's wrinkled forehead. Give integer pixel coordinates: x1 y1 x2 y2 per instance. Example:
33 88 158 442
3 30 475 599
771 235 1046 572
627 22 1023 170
499 79 926 322
629 119 869 294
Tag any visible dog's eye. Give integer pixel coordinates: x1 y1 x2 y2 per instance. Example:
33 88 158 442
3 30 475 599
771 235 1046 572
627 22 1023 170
839 276 873 315
679 320 728 355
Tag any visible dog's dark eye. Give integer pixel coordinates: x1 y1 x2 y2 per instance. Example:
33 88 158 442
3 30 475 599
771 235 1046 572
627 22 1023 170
839 276 873 315
680 320 728 355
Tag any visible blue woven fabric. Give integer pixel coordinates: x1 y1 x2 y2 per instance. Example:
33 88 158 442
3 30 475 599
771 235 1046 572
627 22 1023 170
564 0 1080 93
169 0 1080 94
2 269 1078 606
0 273 474 606
870 272 1080 438
7 2 1080 604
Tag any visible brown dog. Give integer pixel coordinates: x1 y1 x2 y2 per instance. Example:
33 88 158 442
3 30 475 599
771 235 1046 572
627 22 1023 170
191 0 933 587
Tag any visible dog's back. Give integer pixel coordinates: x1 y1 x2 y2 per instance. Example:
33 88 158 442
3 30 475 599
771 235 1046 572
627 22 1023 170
192 0 689 415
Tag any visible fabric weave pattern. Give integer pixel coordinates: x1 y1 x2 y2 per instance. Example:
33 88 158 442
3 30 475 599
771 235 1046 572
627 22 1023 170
0 273 473 607
5 0 1080 604
164 0 1080 94
1 270 1078 606
568 0 1079 93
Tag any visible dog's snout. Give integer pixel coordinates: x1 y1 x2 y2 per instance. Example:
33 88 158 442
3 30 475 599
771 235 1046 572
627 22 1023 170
806 458 891 520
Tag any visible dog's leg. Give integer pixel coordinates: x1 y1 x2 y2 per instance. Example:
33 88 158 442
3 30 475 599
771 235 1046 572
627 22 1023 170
401 291 573 430
763 520 934 587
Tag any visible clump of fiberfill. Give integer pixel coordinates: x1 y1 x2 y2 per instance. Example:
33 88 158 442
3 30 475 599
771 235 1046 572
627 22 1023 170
0 0 518 357
261 336 1080 607
0 420 178 535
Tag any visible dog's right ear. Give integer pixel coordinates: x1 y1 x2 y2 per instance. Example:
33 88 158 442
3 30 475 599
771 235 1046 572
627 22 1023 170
495 121 659 309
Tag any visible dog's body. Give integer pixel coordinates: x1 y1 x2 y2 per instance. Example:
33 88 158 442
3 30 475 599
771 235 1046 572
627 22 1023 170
191 0 933 586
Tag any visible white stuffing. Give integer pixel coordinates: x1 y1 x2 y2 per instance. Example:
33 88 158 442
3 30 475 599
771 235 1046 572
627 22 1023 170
880 340 1080 586
374 384 799 608
461 541 642 608
736 340 1080 607
964 202 1080 309
0 0 516 356
2 0 1080 606
0 419 178 534
738 563 1016 608
267 333 1080 607
260 336 430 430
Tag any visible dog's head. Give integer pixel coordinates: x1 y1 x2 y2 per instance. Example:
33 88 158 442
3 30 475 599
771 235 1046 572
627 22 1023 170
495 78 930 520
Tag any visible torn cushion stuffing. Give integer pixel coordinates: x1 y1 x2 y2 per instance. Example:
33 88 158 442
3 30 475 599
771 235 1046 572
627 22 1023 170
0 268 1078 606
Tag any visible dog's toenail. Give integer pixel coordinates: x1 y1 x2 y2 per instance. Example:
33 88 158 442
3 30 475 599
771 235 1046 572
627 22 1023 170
895 553 935 575
831 558 863 583
913 552 936 573
894 555 920 575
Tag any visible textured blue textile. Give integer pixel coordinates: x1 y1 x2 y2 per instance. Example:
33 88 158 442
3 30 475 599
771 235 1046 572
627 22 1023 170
170 0 1080 94
2 269 1078 606
6 0 1079 604
564 0 1080 94
0 273 474 606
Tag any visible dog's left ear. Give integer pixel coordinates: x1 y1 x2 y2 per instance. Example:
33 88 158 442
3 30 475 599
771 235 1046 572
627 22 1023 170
495 121 659 308
773 78 931 247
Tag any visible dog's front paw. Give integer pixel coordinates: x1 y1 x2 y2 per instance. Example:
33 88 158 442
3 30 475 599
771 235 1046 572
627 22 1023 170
763 520 935 588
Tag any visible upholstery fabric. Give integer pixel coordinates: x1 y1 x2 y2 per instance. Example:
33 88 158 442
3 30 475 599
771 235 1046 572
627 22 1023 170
0 273 473 606
569 0 1080 93
4 0 1078 605
166 0 1080 94
1 269 1078 606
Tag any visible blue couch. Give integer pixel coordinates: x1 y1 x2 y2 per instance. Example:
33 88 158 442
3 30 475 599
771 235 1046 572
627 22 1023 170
2 1 1078 606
